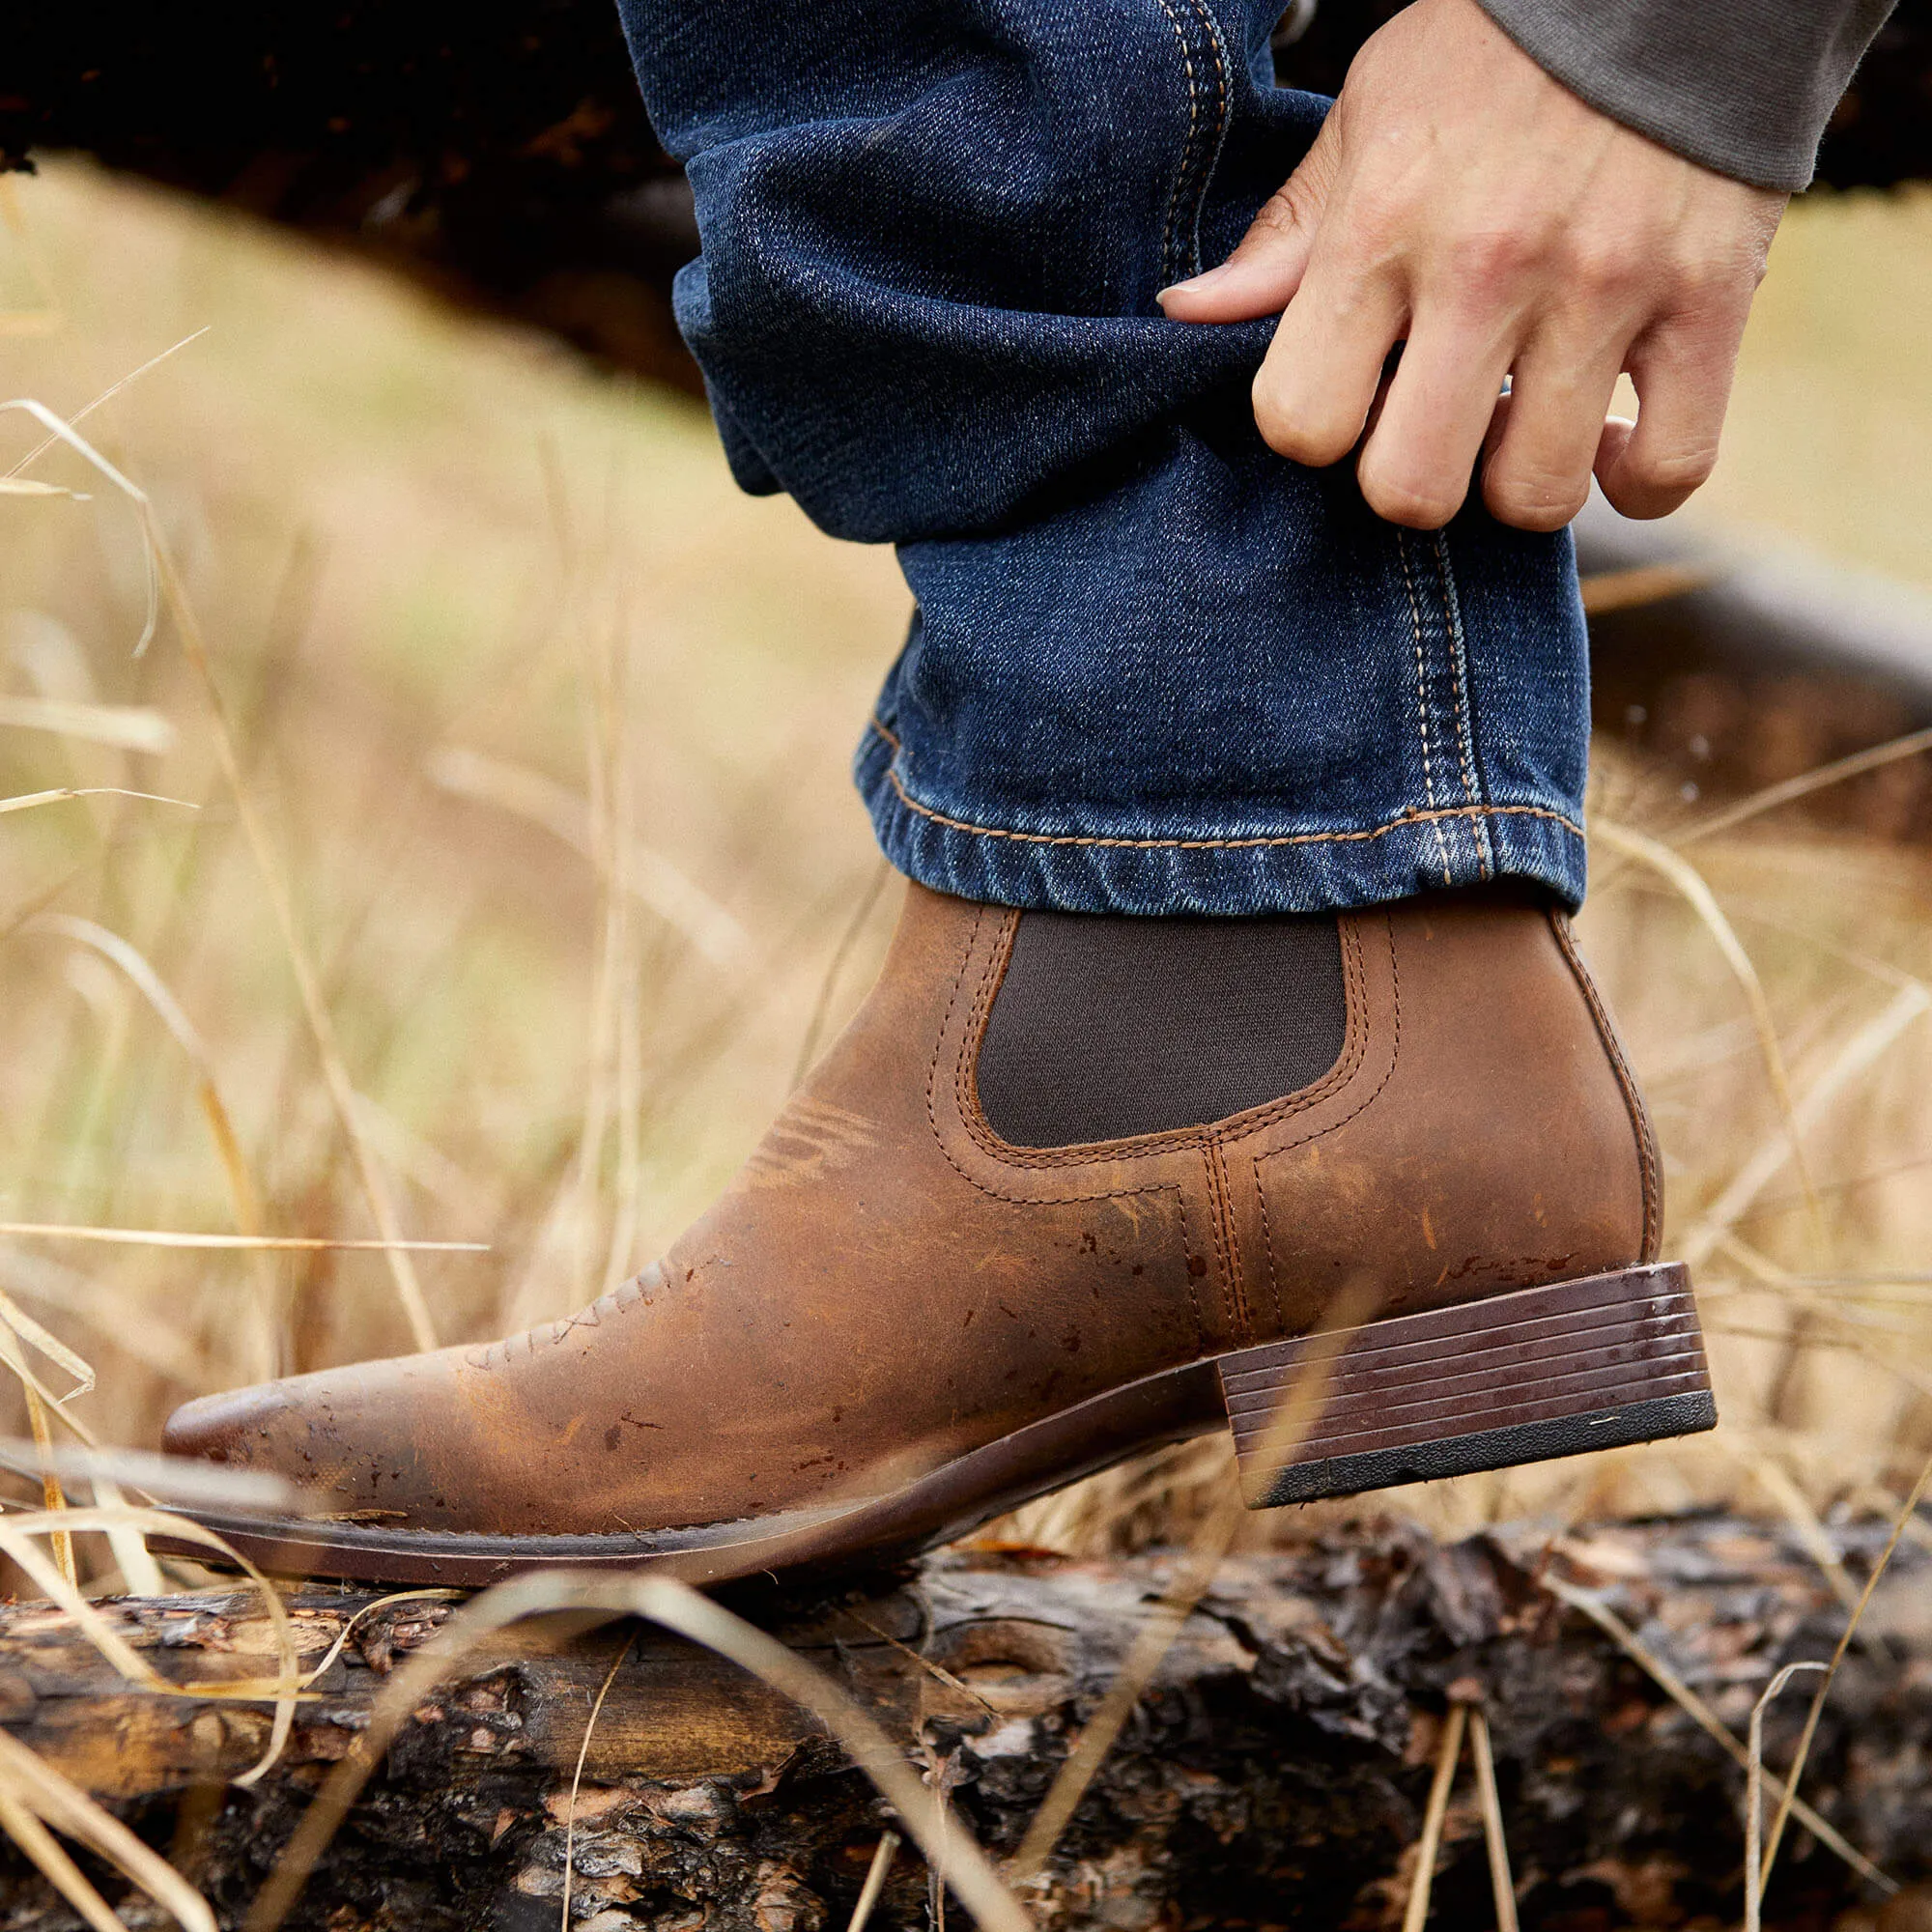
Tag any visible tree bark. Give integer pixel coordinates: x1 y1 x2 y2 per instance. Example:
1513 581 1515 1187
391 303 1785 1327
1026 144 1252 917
0 1513 1928 1929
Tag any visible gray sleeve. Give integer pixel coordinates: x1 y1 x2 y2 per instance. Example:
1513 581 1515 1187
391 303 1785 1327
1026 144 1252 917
1473 0 1897 190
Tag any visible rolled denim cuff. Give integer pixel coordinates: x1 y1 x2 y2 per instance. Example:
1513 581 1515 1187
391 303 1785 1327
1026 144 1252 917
854 478 1593 918
858 721 1586 915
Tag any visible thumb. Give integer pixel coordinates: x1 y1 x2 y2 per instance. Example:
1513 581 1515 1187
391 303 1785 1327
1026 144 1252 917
1157 108 1342 322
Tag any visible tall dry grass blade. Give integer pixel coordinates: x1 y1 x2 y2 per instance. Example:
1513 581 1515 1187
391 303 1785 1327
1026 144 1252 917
87 1473 167 1598
0 1295 88 1585
1543 1576 1891 1890
1466 1707 1519 1932
426 744 751 970
1746 1662 1829 1932
28 913 275 1375
560 1631 636 1931
1592 819 1822 1252
0 479 87 498
287 1591 465 1690
1680 980 1932 1268
0 1286 95 1399
0 1784 127 1932
1011 1280 1377 1884
1677 725 1932 848
1401 1701 1468 1932
2 1332 76 1589
1756 1440 1932 1893
0 1246 213 1386
0 400 157 655
244 1571 1031 1932
1723 1441 1859 1610
0 1727 215 1931
794 861 894 1089
0 695 175 753
0 395 445 1349
3 327 211 476
0 1506 304 1785
847 1830 902 1932
0 785 195 817
0 1224 483 1252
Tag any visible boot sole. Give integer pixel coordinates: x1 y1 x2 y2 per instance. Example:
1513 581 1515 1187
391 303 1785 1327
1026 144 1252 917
158 1263 1710 1588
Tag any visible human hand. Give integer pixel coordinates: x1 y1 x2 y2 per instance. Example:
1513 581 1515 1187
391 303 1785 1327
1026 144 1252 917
1156 0 1787 531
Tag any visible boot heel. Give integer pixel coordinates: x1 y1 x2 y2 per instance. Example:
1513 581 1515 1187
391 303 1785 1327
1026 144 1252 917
1218 1263 1714 1508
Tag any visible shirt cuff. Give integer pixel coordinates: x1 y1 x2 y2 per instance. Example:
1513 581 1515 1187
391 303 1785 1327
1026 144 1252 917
1473 0 1896 190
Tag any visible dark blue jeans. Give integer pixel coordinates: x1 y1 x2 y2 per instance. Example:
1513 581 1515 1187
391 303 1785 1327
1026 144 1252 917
616 0 1590 915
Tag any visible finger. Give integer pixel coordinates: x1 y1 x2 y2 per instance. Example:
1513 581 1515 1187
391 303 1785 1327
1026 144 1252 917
1596 311 1747 520
1156 112 1342 322
1481 333 1628 531
1355 316 1514 528
1249 253 1406 469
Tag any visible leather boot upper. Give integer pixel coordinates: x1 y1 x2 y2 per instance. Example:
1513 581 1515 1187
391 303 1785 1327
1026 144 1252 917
163 881 1658 1539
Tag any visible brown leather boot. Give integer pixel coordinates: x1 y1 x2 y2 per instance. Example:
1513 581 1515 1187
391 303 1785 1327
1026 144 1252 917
161 882 1709 1586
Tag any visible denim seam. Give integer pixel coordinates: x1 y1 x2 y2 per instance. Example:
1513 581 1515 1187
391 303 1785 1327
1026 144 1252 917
1432 530 1496 881
1148 0 1230 287
1148 0 1204 289
879 753 1585 848
1176 0 1232 280
1395 533 1455 889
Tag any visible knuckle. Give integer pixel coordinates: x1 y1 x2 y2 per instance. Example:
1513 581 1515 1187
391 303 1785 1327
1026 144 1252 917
1486 466 1588 531
1633 441 1719 495
1252 381 1351 467
1360 469 1461 529
1443 223 1540 296
1250 186 1307 242
1341 183 1412 258
1563 236 1647 303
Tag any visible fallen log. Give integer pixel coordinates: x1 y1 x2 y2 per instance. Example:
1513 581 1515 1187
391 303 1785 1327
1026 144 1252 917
0 1513 1928 1929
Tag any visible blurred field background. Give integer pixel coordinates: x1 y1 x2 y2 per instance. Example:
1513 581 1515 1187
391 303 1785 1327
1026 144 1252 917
2 160 1932 1587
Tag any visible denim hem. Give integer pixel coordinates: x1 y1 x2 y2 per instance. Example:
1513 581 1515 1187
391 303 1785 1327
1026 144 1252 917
855 723 1587 916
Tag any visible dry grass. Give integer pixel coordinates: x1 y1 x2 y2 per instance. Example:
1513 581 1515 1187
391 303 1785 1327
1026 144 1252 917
0 156 1929 1594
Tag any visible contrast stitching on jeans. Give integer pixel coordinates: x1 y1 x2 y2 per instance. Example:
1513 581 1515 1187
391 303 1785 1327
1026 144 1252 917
1396 533 1454 889
880 754 1584 850
869 714 901 751
1432 530 1494 881
1149 0 1203 289
1548 909 1662 1263
1173 0 1232 280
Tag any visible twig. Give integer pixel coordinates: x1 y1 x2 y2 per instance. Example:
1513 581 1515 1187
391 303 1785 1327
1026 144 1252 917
1466 1707 1519 1932
1746 1662 1829 1932
1402 1703 1468 1932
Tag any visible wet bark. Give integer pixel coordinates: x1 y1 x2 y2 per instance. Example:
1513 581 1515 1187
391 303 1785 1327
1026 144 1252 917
0 1514 1927 1929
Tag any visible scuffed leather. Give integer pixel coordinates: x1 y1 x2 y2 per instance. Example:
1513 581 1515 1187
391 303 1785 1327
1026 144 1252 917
164 881 1656 1538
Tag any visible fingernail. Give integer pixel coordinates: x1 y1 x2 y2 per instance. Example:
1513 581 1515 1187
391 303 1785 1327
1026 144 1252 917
1156 266 1227 303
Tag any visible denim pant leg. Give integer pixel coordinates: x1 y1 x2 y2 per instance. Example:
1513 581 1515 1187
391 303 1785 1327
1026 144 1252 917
616 0 1591 915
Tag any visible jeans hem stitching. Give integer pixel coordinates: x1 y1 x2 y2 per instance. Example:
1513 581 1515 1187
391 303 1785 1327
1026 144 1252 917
877 753 1583 850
